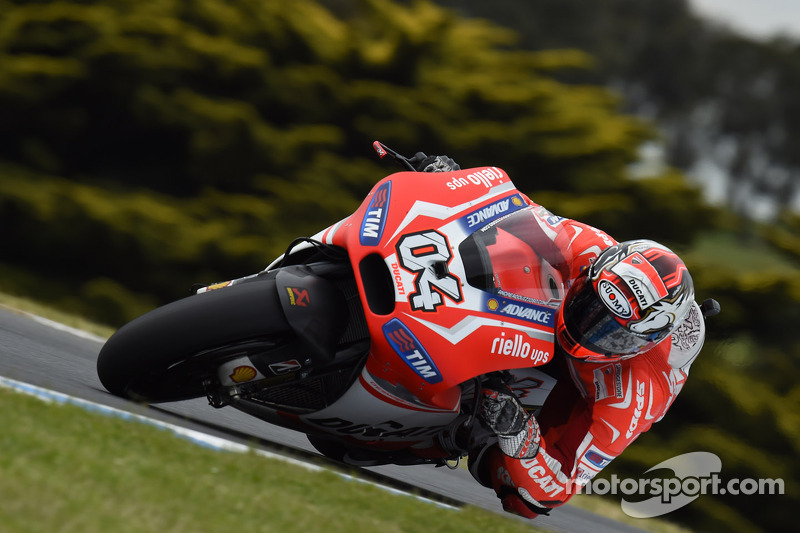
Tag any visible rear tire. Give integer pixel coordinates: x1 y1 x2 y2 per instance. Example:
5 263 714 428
96 278 290 402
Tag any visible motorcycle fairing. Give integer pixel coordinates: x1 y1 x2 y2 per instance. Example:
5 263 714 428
296 365 460 451
325 168 561 407
275 265 349 364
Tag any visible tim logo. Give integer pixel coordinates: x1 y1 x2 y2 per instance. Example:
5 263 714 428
286 287 310 307
382 318 442 384
360 181 392 246
584 449 612 469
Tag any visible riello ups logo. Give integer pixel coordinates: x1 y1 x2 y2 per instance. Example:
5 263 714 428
490 331 551 364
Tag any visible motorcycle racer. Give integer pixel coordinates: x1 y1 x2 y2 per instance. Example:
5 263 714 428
98 142 717 521
416 154 709 518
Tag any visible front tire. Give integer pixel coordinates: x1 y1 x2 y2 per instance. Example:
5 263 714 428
96 277 290 402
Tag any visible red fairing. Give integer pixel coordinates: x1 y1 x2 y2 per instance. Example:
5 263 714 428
324 169 561 407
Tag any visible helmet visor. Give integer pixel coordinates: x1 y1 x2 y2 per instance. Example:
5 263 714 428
562 275 657 356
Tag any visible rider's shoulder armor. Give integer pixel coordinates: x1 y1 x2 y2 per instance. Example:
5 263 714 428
668 300 705 371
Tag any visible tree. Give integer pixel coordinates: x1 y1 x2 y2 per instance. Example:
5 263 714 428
435 0 800 220
0 0 677 316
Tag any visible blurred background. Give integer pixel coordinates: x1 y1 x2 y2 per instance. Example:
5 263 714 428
0 0 796 531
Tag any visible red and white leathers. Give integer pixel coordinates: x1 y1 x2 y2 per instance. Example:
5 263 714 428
470 199 706 517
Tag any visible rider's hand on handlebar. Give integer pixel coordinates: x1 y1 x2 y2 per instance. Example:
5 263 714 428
479 379 541 459
410 153 461 172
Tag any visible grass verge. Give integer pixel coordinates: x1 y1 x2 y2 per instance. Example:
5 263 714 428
0 290 114 339
0 386 546 533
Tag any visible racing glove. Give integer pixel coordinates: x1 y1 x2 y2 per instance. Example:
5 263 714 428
469 380 553 519
478 380 541 459
483 449 552 519
410 153 461 173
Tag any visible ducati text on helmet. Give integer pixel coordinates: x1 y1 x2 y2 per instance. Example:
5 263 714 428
556 240 695 362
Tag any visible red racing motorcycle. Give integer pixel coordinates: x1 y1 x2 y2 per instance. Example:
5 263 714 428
96 143 566 466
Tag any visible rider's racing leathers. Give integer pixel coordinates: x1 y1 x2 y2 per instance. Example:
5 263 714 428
469 198 706 518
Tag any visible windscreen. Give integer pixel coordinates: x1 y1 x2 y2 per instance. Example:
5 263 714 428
459 208 568 305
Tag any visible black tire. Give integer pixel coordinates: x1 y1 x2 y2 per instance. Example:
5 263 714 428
96 278 290 402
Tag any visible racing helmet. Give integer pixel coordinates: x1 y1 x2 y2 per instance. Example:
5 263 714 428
556 240 694 363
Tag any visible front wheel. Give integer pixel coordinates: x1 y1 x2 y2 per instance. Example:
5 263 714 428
96 277 290 403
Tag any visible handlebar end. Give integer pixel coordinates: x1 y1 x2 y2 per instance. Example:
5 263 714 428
373 141 387 158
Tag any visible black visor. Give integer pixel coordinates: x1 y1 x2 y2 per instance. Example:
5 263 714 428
562 275 659 356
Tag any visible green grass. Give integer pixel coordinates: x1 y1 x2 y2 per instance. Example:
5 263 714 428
0 290 114 339
0 386 547 533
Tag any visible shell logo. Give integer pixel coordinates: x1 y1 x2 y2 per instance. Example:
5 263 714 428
488 298 499 311
229 365 258 383
206 281 232 291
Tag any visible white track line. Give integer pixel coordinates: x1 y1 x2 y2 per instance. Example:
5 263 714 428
28 314 107 343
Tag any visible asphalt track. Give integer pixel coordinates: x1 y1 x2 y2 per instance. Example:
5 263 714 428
0 306 650 533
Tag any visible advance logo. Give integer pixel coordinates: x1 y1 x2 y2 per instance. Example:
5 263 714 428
382 318 442 384
486 297 556 328
459 193 526 231
360 181 392 246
